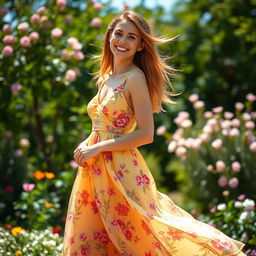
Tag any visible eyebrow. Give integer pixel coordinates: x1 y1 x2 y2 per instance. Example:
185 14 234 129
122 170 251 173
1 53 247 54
115 29 138 37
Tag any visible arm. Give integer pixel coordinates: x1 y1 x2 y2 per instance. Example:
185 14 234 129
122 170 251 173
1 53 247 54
95 71 154 152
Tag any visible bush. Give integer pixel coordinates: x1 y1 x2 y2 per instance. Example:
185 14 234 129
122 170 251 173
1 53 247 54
161 93 256 212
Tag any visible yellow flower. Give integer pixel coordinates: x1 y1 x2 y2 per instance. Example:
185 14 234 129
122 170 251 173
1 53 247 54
11 227 24 236
44 172 55 179
45 200 53 207
16 251 23 255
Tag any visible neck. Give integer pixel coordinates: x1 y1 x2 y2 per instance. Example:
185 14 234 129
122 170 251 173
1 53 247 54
111 57 134 77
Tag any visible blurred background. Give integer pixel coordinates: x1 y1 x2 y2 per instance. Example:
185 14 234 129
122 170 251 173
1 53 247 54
0 0 255 255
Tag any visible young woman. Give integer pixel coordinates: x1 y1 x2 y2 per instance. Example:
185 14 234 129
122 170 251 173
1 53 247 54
61 10 247 256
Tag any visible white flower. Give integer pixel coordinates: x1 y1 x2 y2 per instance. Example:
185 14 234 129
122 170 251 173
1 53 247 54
234 201 243 208
217 203 226 211
243 199 255 210
239 211 250 220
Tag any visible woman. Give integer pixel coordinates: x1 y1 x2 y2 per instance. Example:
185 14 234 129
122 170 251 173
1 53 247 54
61 10 247 256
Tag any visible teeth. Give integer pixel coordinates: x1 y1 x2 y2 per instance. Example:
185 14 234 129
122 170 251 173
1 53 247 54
116 46 128 52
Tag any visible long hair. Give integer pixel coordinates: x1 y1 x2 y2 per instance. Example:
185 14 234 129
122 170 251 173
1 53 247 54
92 10 182 113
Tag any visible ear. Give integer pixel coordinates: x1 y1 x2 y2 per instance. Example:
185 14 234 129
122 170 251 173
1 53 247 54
137 42 144 52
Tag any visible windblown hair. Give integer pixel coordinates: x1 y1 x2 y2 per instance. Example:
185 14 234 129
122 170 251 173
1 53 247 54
92 10 182 113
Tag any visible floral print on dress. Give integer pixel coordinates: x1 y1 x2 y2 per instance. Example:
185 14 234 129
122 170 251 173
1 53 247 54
61 72 246 256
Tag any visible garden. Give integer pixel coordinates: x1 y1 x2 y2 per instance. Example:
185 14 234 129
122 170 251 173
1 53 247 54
0 0 255 255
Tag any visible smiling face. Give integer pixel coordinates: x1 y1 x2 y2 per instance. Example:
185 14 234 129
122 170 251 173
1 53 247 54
109 19 144 59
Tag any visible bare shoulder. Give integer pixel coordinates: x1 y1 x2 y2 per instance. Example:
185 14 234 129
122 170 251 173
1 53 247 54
126 68 147 94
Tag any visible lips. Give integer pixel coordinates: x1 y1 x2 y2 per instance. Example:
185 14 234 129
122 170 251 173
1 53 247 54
115 45 129 52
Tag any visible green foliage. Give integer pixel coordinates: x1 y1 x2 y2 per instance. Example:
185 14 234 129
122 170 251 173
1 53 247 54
200 196 256 251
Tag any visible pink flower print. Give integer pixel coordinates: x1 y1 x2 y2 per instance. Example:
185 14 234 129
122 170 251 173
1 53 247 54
115 203 130 216
123 229 133 240
152 240 163 251
149 203 156 211
79 232 87 242
95 196 102 209
132 159 138 166
71 251 78 256
112 110 118 116
103 151 113 161
117 219 125 230
111 219 119 227
113 83 124 93
112 113 130 128
135 174 150 188
114 170 124 181
102 106 109 116
142 174 150 185
67 210 74 221
90 200 99 214
147 213 154 219
187 231 198 238
80 245 90 255
145 252 152 256
68 235 75 245
141 220 151 235
210 239 233 251
167 228 184 241
107 187 116 196
94 229 109 246
121 253 133 256
93 165 102 176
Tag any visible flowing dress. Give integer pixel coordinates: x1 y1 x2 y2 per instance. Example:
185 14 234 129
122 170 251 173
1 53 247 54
61 72 246 256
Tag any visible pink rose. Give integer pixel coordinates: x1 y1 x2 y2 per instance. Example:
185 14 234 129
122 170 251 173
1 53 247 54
246 93 256 102
228 177 239 188
11 82 22 96
235 102 244 111
73 51 84 60
20 36 31 47
93 3 103 10
112 113 130 128
57 0 67 6
3 35 16 44
90 17 102 27
29 32 39 41
215 160 225 172
2 45 13 56
65 69 77 81
218 176 228 187
37 6 47 14
193 100 204 109
232 161 241 172
22 183 35 191
188 93 199 103
156 125 166 135
30 13 40 24
3 24 12 33
17 22 29 31
51 28 63 38
211 138 222 149
249 141 256 152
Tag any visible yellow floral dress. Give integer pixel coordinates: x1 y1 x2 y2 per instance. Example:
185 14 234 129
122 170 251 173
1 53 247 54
61 73 246 256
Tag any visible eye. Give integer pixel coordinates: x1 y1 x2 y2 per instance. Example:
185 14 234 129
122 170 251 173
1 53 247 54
128 36 135 40
115 32 122 36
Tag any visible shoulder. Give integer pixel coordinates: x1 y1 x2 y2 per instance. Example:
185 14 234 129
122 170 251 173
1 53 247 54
96 74 109 89
126 68 148 94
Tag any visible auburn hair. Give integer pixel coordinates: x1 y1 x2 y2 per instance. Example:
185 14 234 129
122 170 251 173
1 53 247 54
91 10 182 113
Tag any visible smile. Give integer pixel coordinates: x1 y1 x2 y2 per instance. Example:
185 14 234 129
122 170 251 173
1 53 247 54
115 46 129 52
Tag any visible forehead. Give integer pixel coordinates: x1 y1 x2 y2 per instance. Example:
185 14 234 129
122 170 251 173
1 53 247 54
114 19 140 35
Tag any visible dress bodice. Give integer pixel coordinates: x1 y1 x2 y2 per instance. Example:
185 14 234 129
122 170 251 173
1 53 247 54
87 72 137 138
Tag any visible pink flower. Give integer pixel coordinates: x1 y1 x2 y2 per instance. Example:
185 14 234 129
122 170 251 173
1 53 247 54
224 111 234 119
22 183 35 191
3 35 16 44
211 138 222 149
80 245 90 255
181 119 192 128
93 2 103 9
30 13 40 24
228 177 239 188
237 194 246 201
167 141 176 152
242 113 251 121
57 0 67 6
156 125 166 135
218 176 228 187
17 22 29 31
67 37 78 46
251 112 256 119
3 24 12 33
11 82 22 96
20 36 31 47
230 128 239 136
37 6 47 14
212 106 223 113
73 51 84 60
72 41 82 51
90 17 102 27
69 160 78 168
175 146 187 157
215 160 225 172
231 118 240 127
193 100 204 109
112 113 130 128
204 111 213 119
79 232 87 242
232 161 241 172
188 93 199 103
4 185 14 194
246 93 256 102
207 165 213 171
2 45 13 56
235 102 244 111
249 141 256 152
29 32 39 41
65 69 77 81
245 121 255 130
20 138 30 147
51 28 63 38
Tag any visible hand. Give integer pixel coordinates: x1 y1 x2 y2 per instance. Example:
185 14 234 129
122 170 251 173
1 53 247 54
73 143 102 168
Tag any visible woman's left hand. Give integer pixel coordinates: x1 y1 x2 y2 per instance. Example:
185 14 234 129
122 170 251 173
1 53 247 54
73 143 102 167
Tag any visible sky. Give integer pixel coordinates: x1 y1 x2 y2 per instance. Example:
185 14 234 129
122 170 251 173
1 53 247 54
101 0 178 12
